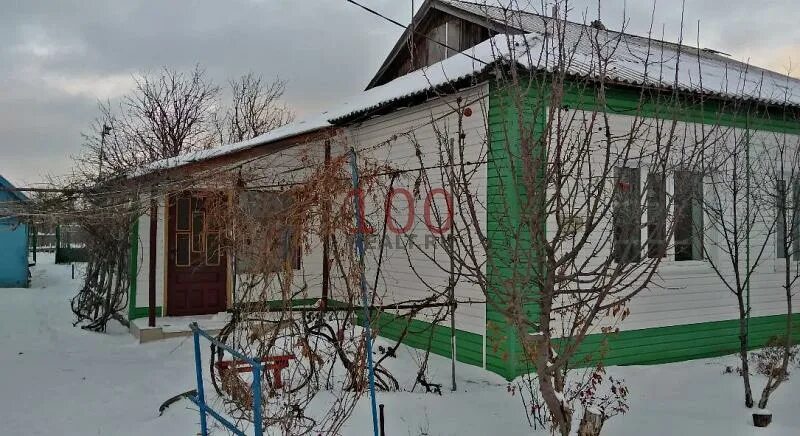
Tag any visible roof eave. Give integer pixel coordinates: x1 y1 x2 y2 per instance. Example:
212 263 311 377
124 126 339 188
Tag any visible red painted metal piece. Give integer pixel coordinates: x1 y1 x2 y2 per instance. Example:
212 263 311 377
216 355 296 389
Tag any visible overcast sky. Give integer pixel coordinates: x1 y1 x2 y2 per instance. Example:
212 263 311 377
1 0 798 186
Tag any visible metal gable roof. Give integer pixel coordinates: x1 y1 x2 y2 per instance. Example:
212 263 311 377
134 1 800 179
367 0 800 106
0 175 28 203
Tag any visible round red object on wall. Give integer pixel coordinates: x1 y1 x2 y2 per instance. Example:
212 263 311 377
463 107 473 117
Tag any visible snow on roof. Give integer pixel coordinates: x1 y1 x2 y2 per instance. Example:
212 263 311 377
441 0 800 105
135 24 800 177
131 111 332 177
528 25 800 106
132 38 502 177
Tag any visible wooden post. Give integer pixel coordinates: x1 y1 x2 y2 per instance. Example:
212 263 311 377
379 404 386 436
148 195 158 327
55 224 61 264
31 224 37 264
321 140 331 310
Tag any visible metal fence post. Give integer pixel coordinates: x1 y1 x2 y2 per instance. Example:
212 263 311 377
252 363 263 436
192 325 209 436
349 148 380 436
379 403 386 436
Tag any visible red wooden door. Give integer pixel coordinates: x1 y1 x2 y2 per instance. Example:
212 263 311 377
167 193 227 316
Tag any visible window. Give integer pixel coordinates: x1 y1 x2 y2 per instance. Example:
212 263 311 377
778 180 787 259
613 167 641 263
426 22 447 64
778 180 800 260
175 195 192 266
176 233 191 267
646 172 666 258
425 17 480 65
236 191 301 273
176 197 191 231
206 231 220 266
191 196 206 253
794 181 800 261
674 171 704 261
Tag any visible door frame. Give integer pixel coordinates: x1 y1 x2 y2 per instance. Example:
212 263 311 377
164 191 231 317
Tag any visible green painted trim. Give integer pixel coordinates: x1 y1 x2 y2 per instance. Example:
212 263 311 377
560 313 800 371
560 80 800 134
127 220 138 321
366 310 484 367
127 219 164 321
256 298 486 369
130 306 163 320
485 79 548 379
485 76 800 379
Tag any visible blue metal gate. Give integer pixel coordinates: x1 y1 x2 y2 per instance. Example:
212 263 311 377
190 322 264 436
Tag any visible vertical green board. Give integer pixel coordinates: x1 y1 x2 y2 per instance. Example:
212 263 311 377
127 217 162 321
486 75 800 379
128 220 138 321
485 79 548 379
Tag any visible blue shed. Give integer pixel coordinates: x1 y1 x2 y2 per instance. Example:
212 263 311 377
0 175 29 288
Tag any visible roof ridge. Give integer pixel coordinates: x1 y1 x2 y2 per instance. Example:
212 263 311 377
441 0 713 62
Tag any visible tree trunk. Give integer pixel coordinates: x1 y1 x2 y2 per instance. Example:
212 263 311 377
757 263 794 410
578 409 604 436
536 367 572 436
736 292 754 408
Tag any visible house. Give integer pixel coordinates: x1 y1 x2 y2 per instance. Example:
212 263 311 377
125 0 800 379
0 175 29 288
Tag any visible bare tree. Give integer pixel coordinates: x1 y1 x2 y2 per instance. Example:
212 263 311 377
76 66 220 181
67 67 220 331
752 125 800 411
123 65 220 162
390 2 740 434
702 124 775 408
64 65 303 332
222 73 294 143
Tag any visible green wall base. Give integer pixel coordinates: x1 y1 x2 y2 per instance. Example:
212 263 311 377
129 306 163 320
367 310 484 368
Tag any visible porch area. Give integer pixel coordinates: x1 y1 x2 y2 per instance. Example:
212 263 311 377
130 312 231 343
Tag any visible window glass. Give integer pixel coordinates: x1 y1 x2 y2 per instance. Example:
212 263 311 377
426 22 446 64
206 232 220 266
236 191 300 273
613 167 641 263
778 180 787 259
647 173 666 258
176 197 191 231
674 171 704 261
192 211 204 253
446 19 461 56
793 181 800 261
176 233 191 266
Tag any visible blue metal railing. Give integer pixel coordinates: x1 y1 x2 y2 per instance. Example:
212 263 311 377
349 148 381 436
190 322 263 436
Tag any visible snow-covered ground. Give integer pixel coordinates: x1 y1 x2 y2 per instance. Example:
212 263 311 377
1 257 797 435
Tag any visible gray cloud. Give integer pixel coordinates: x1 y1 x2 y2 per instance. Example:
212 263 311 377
0 0 797 185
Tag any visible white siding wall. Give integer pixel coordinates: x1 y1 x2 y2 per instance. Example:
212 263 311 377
232 139 343 304
549 110 800 334
347 84 490 335
134 195 166 311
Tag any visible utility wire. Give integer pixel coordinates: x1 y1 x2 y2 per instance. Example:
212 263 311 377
343 0 490 66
